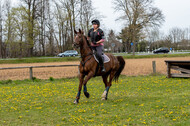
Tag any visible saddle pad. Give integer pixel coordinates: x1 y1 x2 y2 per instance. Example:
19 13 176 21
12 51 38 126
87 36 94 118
94 54 110 63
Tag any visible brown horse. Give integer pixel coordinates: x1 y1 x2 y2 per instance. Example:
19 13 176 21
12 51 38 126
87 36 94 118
73 29 125 104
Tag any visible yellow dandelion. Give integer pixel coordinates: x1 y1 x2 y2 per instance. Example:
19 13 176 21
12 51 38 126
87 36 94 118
139 104 144 106
169 111 173 114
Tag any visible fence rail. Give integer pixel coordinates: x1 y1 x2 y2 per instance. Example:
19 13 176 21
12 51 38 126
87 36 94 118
0 65 79 80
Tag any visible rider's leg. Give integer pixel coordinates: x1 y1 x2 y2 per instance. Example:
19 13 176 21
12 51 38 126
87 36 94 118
96 45 105 72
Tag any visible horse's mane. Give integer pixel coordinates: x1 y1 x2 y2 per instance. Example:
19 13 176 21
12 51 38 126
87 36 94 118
84 36 91 49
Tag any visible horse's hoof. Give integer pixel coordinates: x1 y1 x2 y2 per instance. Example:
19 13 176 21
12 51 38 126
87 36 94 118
101 91 107 98
101 97 107 101
74 99 79 104
84 92 90 98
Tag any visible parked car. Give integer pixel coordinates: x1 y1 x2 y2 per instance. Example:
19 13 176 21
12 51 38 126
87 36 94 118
153 47 169 54
57 50 78 57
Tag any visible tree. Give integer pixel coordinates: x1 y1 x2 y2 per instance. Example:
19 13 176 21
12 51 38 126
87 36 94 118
38 0 48 56
114 0 165 55
21 0 40 56
107 30 122 52
10 7 27 58
79 0 94 34
4 0 18 58
0 0 3 58
0 0 98 58
53 0 69 53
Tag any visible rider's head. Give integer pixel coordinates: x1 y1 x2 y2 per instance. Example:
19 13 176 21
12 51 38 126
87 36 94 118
92 19 100 29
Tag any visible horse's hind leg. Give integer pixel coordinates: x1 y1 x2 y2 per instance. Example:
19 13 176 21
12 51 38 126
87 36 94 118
84 84 90 98
102 75 108 88
102 71 115 100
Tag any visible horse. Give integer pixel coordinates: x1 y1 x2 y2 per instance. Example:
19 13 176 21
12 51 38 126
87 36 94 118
73 29 125 104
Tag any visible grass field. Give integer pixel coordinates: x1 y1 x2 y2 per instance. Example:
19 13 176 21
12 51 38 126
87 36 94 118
0 76 190 125
0 53 190 64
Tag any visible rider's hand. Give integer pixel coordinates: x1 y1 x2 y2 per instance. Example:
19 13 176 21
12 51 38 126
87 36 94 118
93 41 97 45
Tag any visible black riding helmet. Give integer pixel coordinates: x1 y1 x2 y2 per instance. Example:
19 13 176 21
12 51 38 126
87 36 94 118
92 19 100 26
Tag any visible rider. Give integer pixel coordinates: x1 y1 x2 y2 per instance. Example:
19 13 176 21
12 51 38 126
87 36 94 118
87 19 106 72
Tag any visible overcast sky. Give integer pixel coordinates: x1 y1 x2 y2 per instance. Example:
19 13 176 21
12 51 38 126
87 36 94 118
11 0 190 34
93 0 190 34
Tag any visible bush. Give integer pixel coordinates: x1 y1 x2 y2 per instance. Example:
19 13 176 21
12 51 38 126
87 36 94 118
0 79 12 85
49 77 54 81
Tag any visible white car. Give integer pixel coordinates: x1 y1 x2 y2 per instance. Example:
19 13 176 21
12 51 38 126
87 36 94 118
57 50 78 57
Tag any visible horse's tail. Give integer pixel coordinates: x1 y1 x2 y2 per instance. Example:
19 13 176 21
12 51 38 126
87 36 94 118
113 56 125 82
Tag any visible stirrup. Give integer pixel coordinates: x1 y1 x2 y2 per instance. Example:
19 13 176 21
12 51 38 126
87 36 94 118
101 67 106 72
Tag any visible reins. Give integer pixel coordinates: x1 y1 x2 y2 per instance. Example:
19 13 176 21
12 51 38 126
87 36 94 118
80 36 94 67
80 54 93 67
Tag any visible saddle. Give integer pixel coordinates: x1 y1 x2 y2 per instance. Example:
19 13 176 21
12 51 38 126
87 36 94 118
93 53 110 63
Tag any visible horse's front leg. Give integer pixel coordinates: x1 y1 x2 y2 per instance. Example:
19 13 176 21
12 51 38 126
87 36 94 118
74 72 94 104
74 74 84 104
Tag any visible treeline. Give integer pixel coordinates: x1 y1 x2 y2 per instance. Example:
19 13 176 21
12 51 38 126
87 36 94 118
0 0 189 58
146 27 190 52
0 0 96 58
113 26 190 53
107 0 190 54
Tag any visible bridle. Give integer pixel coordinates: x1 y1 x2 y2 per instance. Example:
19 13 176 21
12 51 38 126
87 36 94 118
74 35 94 67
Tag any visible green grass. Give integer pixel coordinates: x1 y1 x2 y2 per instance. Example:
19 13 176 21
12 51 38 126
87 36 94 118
122 53 190 59
0 53 190 64
0 76 190 125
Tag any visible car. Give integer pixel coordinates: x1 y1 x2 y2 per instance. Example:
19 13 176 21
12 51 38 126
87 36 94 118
57 50 78 57
153 47 169 54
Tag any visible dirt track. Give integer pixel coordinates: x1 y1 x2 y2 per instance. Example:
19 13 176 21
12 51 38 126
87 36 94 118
0 57 189 80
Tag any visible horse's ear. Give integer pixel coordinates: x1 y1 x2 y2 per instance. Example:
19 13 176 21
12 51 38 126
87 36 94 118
74 29 77 34
79 29 84 34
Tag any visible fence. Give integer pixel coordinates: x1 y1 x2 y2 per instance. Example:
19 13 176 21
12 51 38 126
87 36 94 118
0 65 79 80
0 61 160 81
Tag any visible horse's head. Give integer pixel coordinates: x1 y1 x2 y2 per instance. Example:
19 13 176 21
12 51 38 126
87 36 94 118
73 29 84 49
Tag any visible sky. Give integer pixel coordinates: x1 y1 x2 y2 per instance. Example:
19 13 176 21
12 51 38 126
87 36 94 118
11 0 190 34
92 0 190 34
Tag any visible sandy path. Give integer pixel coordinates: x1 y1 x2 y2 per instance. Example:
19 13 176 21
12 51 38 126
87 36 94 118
0 57 189 80
123 57 190 76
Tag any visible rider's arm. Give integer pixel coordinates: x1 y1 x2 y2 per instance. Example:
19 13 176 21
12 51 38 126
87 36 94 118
96 39 104 44
96 30 105 44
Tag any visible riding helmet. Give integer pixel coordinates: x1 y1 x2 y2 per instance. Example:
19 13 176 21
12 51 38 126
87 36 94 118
92 19 100 26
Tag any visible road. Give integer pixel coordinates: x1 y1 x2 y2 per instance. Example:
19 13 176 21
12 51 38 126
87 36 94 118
0 51 190 60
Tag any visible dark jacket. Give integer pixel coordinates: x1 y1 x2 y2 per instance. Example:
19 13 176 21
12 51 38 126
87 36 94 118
88 28 105 45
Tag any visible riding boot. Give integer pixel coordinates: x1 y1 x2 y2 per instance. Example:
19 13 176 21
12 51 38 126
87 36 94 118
99 56 106 72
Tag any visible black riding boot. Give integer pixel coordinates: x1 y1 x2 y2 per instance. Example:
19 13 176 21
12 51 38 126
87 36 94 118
99 56 106 72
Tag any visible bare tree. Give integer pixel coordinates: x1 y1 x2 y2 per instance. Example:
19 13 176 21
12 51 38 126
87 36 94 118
107 30 122 52
0 0 3 58
38 0 48 56
113 0 165 55
79 0 94 34
4 0 15 58
60 0 78 45
46 0 55 56
0 0 98 58
53 0 69 53
21 0 40 56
